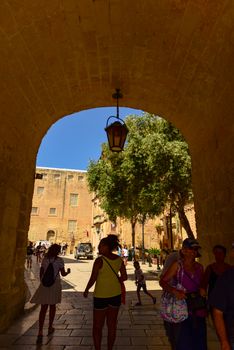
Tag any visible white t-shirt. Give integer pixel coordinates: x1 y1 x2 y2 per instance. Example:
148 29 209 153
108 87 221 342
122 248 128 257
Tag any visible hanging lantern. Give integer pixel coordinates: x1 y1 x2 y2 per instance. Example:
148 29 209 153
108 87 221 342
105 89 128 152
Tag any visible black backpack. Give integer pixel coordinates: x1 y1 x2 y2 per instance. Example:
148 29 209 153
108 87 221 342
27 246 33 255
41 261 55 287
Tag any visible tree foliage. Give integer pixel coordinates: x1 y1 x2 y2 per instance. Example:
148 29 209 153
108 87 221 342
87 113 194 248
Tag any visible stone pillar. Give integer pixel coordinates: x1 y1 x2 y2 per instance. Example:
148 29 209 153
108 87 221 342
191 130 234 266
0 161 35 331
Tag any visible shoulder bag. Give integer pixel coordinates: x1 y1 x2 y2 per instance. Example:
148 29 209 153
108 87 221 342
160 262 188 323
183 268 207 312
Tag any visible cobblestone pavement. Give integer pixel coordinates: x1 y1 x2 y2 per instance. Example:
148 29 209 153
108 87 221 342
0 255 220 349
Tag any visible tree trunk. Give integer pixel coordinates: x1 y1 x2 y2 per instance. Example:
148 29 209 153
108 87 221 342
177 205 195 239
131 218 137 259
141 217 146 264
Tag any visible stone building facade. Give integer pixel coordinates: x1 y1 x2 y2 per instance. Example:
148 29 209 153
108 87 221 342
30 168 197 256
91 196 197 256
29 167 93 252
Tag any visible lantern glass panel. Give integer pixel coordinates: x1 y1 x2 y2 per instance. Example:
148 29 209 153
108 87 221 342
105 121 128 152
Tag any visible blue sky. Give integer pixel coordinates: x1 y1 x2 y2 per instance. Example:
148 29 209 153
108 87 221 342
36 107 143 171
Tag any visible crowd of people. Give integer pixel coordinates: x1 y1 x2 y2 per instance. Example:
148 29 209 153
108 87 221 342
26 241 69 267
27 235 234 350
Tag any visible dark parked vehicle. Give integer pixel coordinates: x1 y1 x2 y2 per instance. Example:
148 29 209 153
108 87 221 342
74 243 94 260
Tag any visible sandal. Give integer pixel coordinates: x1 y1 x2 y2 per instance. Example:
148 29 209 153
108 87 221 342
48 327 55 335
36 335 43 344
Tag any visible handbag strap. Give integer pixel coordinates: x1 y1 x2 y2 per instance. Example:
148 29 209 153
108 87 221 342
102 256 121 284
177 261 184 286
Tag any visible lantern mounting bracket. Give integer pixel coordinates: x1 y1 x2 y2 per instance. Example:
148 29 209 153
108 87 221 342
112 88 123 119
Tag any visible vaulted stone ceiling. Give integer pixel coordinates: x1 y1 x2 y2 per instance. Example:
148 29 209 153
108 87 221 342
1 1 233 145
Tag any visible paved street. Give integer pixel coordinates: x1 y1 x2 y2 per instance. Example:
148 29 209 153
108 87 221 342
0 255 219 349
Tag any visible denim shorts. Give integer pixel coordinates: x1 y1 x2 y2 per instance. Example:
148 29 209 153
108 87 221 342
93 295 121 310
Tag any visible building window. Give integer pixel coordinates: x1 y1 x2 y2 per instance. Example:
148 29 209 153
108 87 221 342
42 173 47 179
70 193 78 207
68 220 77 232
54 174 60 180
37 187 44 195
49 208 57 216
31 207 38 215
78 175 84 181
67 175 73 180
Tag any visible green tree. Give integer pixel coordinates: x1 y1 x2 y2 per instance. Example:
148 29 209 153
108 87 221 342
156 119 193 238
125 113 194 239
87 146 164 253
87 113 194 252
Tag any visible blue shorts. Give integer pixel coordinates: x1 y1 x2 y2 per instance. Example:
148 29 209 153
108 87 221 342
93 295 121 310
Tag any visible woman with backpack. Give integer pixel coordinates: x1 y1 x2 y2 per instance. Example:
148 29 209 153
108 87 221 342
30 243 71 344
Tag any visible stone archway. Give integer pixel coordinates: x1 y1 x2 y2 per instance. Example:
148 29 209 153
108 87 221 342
0 0 234 330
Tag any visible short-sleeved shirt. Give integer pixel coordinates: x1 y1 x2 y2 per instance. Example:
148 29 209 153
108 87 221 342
209 268 234 342
135 268 145 284
41 256 64 280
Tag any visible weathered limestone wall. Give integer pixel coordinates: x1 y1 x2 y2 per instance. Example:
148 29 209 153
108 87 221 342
191 113 234 265
0 140 37 330
29 168 93 248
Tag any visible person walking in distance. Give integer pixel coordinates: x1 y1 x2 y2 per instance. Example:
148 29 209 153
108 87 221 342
83 234 127 350
30 244 71 344
26 241 34 268
134 261 156 306
35 242 42 263
122 245 129 265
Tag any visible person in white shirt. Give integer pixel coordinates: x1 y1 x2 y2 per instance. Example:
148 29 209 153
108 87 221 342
134 261 156 306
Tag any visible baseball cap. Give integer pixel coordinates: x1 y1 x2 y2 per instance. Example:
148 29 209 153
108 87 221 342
182 238 201 249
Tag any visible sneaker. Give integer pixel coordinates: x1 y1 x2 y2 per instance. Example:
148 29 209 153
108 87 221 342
153 297 156 304
135 302 142 306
